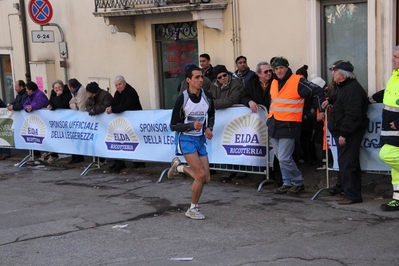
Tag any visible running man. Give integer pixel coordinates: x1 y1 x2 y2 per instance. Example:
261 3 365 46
168 66 215 220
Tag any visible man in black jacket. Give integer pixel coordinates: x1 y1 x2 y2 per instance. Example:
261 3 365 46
7 80 28 111
106 75 144 172
199 53 216 82
241 61 273 112
326 61 369 205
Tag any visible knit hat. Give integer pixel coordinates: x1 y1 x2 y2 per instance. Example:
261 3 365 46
86 82 100 94
329 61 354 72
296 65 308 79
311 76 326 88
213 65 229 77
271 57 289 69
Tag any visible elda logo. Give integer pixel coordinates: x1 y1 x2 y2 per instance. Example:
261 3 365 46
21 115 46 144
222 114 267 157
105 117 139 152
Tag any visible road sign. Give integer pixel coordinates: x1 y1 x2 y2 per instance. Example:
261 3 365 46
59 42 68 59
28 0 53 25
31 30 54 43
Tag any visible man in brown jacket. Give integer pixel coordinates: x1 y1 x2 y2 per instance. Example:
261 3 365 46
86 82 113 116
85 82 113 166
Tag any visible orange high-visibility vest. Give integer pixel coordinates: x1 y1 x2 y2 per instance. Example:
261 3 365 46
268 74 304 122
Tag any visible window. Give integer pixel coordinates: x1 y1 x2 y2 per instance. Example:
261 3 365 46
321 1 368 92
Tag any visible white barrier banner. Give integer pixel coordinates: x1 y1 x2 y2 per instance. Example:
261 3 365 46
13 106 267 166
327 103 390 171
0 108 14 147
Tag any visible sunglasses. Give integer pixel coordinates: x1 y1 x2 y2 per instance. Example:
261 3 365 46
263 69 273 74
217 73 228 80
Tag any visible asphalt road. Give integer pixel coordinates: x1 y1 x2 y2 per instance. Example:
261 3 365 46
0 152 397 266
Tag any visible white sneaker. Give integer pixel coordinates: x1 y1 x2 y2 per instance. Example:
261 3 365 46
167 157 181 179
185 207 205 220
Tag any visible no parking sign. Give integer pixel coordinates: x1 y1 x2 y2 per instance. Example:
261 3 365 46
28 0 53 25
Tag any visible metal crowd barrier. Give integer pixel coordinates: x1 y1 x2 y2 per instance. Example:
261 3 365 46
156 105 277 191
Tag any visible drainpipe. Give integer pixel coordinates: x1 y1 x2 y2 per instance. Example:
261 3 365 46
230 0 241 62
19 0 31 82
234 0 241 56
42 23 68 83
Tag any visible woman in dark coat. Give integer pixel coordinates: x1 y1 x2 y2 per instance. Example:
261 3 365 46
44 80 72 164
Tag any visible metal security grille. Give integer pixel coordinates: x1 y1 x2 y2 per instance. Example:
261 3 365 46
155 22 197 41
94 0 191 11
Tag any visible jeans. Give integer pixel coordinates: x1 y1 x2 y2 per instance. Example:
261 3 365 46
271 138 303 186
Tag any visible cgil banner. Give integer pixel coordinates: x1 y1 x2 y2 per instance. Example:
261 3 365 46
0 108 14 147
327 103 390 172
12 106 268 166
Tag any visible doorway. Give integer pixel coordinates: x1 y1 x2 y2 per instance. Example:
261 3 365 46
155 22 198 109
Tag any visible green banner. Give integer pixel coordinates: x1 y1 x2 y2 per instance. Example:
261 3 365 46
0 109 14 147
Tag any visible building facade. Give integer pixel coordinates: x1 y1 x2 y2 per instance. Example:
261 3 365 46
0 0 398 109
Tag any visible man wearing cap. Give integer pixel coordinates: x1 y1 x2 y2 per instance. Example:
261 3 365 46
371 46 399 211
85 82 113 166
327 61 369 205
209 65 245 109
267 57 325 195
85 82 113 116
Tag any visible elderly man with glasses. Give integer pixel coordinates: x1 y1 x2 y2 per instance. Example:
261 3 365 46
241 61 274 113
209 65 245 110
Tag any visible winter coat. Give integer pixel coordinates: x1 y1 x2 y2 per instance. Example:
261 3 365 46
69 84 88 111
23 89 48 111
327 78 369 138
235 68 256 87
49 85 72 110
240 73 272 111
9 89 28 111
86 89 113 115
372 69 399 147
209 75 245 109
267 68 325 139
111 83 142 113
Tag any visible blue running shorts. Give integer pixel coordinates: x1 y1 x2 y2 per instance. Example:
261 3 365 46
175 133 207 157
